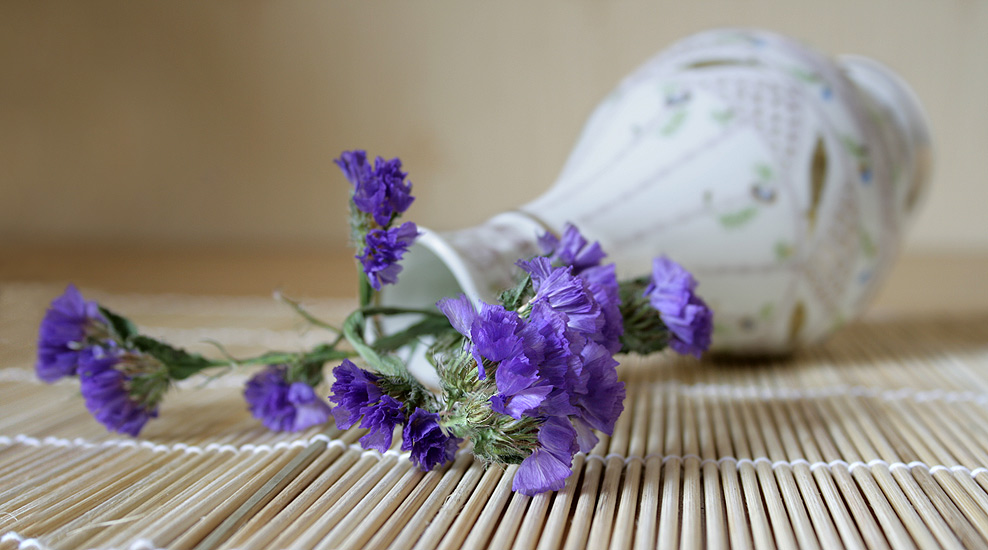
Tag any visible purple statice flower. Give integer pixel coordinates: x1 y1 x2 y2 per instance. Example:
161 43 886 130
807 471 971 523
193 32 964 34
357 221 419 291
36 284 108 382
329 360 407 452
335 150 372 190
579 264 624 354
335 150 415 227
645 256 713 358
567 341 625 451
538 223 606 274
357 394 405 453
437 295 525 380
513 417 579 495
519 257 602 335
401 408 461 471
244 365 333 432
77 344 159 437
538 225 624 353
490 302 577 420
438 257 626 494
329 359 384 429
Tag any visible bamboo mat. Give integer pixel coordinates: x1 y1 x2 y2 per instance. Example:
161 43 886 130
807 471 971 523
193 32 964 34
3 283 988 550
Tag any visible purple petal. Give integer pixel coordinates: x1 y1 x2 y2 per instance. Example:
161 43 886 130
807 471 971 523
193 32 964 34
436 294 477 337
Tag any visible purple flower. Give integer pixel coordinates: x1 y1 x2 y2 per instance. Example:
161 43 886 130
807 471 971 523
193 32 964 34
335 150 415 227
401 408 461 471
436 294 478 337
519 257 602 335
513 417 579 495
36 284 107 382
645 256 713 358
579 264 624 354
244 365 333 432
77 345 159 437
329 359 384 429
329 360 408 452
335 150 372 190
538 225 624 353
538 223 606 274
357 394 405 453
357 221 419 291
490 302 576 419
568 342 625 450
437 295 527 380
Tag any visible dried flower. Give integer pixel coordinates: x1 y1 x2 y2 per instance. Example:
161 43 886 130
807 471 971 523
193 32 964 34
357 221 420 291
513 417 579 495
401 407 461 471
538 225 624 353
437 257 626 491
357 394 405 453
520 257 603 335
336 150 415 228
329 359 411 452
77 344 161 436
538 223 606 274
36 284 108 382
329 359 384 428
244 364 333 432
644 256 713 358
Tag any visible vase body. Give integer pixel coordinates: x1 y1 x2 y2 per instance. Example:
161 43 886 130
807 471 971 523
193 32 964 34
382 28 931 354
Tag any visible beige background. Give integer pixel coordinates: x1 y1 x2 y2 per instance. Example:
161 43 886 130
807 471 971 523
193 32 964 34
1 1 986 253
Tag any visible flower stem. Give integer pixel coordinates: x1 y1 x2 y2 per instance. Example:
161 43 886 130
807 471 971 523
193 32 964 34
275 291 344 335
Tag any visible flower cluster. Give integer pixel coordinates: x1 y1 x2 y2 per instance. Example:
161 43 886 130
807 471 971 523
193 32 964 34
436 251 626 494
36 149 715 498
36 284 109 382
36 286 164 435
77 344 162 437
645 256 713 358
336 150 420 291
244 365 333 432
330 359 460 470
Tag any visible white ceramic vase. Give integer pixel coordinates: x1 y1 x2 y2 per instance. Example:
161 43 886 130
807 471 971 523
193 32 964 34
382 28 931 355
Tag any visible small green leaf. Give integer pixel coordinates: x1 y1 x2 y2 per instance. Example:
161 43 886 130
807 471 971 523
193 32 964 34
130 335 213 380
755 163 773 181
774 241 794 261
718 207 758 229
372 316 455 354
342 310 409 378
99 306 139 343
660 109 687 136
499 275 532 311
711 109 735 124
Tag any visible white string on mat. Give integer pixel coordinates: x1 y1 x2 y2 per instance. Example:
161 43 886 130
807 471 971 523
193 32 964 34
1 532 169 550
0 532 49 550
0 433 413 462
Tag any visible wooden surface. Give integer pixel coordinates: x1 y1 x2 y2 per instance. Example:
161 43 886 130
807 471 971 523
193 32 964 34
1 247 988 549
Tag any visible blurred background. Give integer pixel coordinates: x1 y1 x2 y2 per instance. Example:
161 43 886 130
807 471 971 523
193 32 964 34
1 1 986 298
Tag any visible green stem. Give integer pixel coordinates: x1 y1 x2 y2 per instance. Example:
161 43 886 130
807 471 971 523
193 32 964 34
358 272 374 309
342 309 414 380
201 345 356 369
275 292 344 335
357 305 446 318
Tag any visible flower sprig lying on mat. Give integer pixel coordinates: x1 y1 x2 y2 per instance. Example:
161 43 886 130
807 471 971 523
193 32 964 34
35 149 713 495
